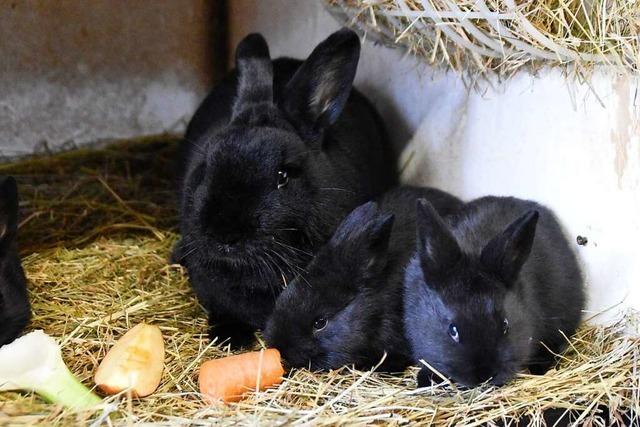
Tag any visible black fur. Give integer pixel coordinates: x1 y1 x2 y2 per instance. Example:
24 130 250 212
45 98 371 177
404 196 585 387
264 186 463 371
0 176 30 347
174 29 396 348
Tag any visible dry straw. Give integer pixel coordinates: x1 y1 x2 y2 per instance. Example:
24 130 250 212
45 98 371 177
325 0 640 77
0 137 638 425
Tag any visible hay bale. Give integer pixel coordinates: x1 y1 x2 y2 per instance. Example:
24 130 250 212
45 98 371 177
325 0 640 76
0 137 637 425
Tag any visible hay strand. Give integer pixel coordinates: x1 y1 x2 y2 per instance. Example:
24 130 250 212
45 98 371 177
325 0 640 76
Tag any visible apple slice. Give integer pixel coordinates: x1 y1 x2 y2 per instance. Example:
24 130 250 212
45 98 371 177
94 323 165 397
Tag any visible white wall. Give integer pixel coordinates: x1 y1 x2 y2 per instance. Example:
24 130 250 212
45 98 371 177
231 0 640 322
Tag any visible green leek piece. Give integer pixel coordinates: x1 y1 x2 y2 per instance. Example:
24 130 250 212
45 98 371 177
0 330 101 409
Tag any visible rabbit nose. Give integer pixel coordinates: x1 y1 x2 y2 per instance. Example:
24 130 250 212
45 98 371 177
212 215 260 243
201 195 259 241
207 216 250 241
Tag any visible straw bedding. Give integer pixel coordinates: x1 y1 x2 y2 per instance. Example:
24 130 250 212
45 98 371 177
0 136 637 426
325 0 640 77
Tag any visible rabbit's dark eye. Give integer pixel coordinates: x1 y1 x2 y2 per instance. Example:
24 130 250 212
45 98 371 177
448 323 460 343
313 317 328 331
502 318 509 335
277 170 289 189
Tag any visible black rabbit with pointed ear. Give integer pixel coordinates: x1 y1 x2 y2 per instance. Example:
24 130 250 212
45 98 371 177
265 186 463 371
174 29 396 348
0 176 30 347
404 196 585 388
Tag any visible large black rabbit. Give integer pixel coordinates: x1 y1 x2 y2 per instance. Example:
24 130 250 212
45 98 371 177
0 176 30 347
265 187 463 371
173 29 397 348
404 196 585 388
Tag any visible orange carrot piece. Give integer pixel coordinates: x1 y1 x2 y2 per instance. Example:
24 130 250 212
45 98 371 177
199 348 285 404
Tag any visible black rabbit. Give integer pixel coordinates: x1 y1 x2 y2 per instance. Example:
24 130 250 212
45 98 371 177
0 176 30 347
265 186 463 371
173 29 397 348
404 196 585 388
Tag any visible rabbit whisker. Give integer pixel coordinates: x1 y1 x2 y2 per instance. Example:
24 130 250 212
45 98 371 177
265 248 301 279
268 248 308 276
272 239 313 257
182 137 207 157
260 250 291 297
266 248 312 289
317 187 356 194
178 246 200 262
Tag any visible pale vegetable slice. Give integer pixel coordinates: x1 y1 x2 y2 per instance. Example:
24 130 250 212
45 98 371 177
94 323 165 397
0 330 101 409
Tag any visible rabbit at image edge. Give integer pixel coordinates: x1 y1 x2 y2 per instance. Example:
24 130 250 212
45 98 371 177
0 176 31 347
404 196 585 388
173 28 397 348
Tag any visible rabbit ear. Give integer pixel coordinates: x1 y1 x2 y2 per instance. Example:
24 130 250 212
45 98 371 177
330 201 395 280
283 28 360 134
0 176 18 246
416 199 461 285
232 33 273 118
481 210 539 286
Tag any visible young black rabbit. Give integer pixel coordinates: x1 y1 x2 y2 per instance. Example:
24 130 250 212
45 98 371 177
0 176 31 347
173 28 397 348
404 196 585 388
264 186 463 372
